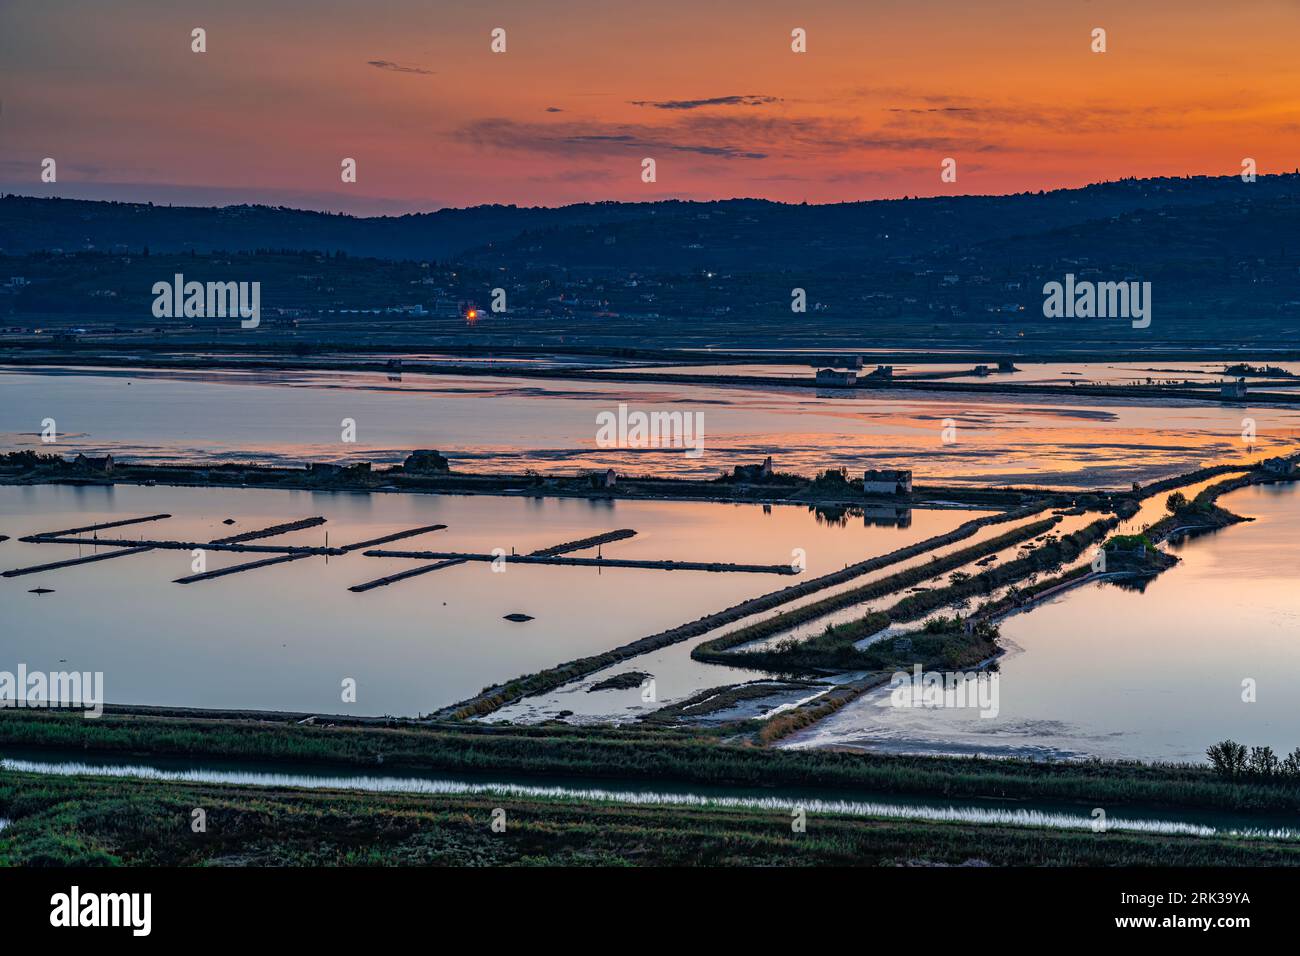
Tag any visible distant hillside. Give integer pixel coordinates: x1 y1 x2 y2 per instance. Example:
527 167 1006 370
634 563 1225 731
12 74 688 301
0 197 640 262
2 174 1299 348
455 175 1300 277
3 174 1298 272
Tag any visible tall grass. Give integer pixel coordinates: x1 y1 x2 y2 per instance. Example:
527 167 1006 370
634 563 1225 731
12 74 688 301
3 710 1299 813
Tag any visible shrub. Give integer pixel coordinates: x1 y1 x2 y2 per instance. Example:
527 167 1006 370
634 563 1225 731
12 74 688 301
1249 746 1281 778
1204 739 1300 782
1206 739 1248 778
1284 749 1300 777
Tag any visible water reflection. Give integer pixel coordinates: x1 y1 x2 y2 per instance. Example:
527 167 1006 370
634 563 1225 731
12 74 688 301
782 483 1300 763
0 484 986 716
5 366 1299 487
810 503 912 528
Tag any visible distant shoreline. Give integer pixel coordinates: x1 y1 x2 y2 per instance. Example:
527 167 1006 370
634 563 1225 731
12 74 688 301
5 348 1300 406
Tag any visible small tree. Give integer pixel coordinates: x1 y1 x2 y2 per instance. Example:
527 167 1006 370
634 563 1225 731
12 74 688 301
1206 739 1249 778
814 467 849 487
1282 748 1300 778
1166 491 1189 514
1248 745 1281 778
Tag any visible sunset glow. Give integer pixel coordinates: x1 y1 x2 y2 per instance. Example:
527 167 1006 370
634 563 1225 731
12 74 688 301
4 0 1299 213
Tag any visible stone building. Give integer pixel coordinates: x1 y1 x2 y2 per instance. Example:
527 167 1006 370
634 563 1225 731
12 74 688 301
863 468 913 495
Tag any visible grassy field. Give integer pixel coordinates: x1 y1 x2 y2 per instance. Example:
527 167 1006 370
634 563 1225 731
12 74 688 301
4 769 1299 867
4 710 1300 813
4 702 1300 866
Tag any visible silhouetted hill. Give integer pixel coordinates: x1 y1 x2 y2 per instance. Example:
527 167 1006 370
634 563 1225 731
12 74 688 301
3 174 1298 272
3 174 1299 348
0 197 639 261
454 175 1300 276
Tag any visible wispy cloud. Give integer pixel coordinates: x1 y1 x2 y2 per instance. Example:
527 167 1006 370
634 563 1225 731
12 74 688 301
629 95 779 110
366 60 435 76
458 118 767 160
675 113 1004 155
877 96 1217 134
886 107 976 115
456 112 1010 165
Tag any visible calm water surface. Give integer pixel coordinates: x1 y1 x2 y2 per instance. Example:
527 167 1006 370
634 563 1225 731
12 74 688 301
782 483 1300 763
0 484 982 716
4 365 1298 487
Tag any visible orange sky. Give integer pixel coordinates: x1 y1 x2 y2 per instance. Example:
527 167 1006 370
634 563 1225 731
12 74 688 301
3 0 1299 213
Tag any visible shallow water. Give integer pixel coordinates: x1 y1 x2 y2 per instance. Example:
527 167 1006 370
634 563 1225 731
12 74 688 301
624 359 1300 387
0 484 984 716
781 483 1300 763
4 365 1297 487
494 509 1055 723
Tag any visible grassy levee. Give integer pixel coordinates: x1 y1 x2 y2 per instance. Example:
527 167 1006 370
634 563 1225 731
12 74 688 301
975 562 1094 615
971 472 1256 621
691 514 1074 667
432 504 1048 720
723 614 1001 689
638 680 823 724
884 514 1116 622
1124 464 1250 502
1191 471 1259 504
758 681 883 744
4 769 1298 866
751 617 1004 744
5 710 1300 814
1141 472 1257 543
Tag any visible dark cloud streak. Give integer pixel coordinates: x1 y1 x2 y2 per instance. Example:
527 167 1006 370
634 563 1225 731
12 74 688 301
459 119 767 160
367 60 436 76
630 95 779 110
